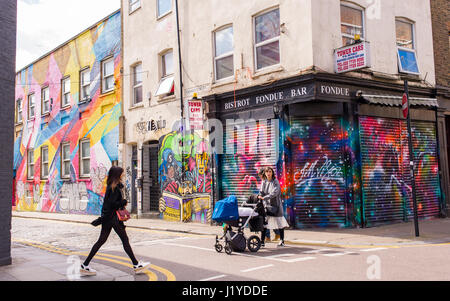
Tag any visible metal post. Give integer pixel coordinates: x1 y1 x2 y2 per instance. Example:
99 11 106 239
405 80 420 237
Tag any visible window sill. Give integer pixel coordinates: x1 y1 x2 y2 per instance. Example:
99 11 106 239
129 103 145 111
157 10 172 21
41 112 50 118
211 77 236 89
100 90 116 97
60 105 71 112
253 65 284 79
79 177 91 181
129 6 141 15
15 121 23 126
156 94 176 104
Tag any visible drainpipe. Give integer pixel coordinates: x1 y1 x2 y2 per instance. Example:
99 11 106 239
175 0 185 182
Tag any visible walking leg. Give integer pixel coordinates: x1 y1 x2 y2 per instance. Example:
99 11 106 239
113 222 139 266
84 223 113 266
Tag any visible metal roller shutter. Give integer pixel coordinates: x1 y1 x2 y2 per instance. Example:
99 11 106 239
220 119 278 203
290 117 347 228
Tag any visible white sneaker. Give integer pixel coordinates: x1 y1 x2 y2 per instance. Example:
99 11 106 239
133 261 151 274
277 241 285 247
80 264 97 276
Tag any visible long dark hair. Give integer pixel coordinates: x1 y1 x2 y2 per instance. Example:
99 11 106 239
264 166 277 181
107 166 124 191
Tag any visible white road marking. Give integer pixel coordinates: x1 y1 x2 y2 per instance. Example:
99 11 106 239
323 252 350 257
290 239 328 244
303 249 333 254
359 248 388 252
283 257 316 263
241 264 274 273
199 275 227 281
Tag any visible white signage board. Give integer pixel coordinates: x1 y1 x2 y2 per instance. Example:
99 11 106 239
334 41 371 73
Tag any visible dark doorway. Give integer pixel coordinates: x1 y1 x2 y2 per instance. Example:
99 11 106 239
131 145 138 214
142 141 160 213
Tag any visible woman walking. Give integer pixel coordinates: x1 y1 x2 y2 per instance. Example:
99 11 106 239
259 167 289 247
80 166 150 276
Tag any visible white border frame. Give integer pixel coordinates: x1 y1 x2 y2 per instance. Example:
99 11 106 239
213 25 234 82
253 7 281 72
340 1 366 46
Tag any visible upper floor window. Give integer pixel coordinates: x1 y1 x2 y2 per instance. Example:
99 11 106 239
41 86 50 115
254 8 280 70
102 57 115 93
61 142 71 179
157 0 172 18
80 68 91 102
61 77 71 107
214 26 234 81
155 50 175 97
396 18 419 74
340 3 364 46
41 146 49 179
27 94 35 120
132 63 143 105
79 139 90 177
16 99 22 123
27 149 34 180
129 0 141 13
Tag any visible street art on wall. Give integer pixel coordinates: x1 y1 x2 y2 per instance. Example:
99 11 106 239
13 11 121 215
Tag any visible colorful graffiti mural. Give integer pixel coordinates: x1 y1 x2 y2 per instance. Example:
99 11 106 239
13 11 121 215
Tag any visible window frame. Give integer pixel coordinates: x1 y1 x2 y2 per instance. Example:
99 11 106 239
79 68 91 103
27 148 34 180
155 50 175 97
101 57 115 94
61 76 71 108
79 139 90 178
132 63 143 106
129 0 141 13
27 93 35 120
396 18 419 75
41 86 50 115
213 25 234 81
41 146 49 180
157 0 172 19
253 7 281 71
61 142 71 179
16 98 23 124
340 2 366 46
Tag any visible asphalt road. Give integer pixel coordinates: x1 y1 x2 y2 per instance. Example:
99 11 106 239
10 217 450 281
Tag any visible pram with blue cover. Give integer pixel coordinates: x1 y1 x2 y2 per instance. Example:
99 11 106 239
212 195 265 255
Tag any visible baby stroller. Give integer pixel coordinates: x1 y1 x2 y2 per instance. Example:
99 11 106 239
212 195 265 255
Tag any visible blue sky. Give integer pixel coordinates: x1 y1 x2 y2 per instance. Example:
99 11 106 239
16 0 121 71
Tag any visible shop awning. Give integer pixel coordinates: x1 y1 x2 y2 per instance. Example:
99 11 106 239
360 94 439 108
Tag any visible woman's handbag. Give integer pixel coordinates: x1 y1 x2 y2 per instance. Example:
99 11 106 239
116 208 131 221
265 204 279 216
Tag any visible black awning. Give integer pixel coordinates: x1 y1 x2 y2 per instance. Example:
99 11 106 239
360 94 439 108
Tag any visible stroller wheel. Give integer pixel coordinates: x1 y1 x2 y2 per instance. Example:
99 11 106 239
225 243 233 255
247 235 261 252
215 243 223 253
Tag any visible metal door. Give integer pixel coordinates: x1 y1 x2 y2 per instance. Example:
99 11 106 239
142 142 160 212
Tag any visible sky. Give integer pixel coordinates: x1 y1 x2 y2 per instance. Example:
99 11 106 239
16 0 121 71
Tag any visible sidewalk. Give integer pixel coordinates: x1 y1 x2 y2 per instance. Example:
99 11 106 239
12 211 450 248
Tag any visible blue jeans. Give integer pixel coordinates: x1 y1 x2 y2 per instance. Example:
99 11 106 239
265 228 280 239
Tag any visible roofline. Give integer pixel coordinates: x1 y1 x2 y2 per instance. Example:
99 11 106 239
16 8 121 74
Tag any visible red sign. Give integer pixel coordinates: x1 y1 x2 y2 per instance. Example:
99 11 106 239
402 93 408 119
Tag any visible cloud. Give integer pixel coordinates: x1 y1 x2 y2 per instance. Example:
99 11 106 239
16 0 120 71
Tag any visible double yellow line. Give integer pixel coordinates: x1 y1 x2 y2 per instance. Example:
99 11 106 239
12 239 176 281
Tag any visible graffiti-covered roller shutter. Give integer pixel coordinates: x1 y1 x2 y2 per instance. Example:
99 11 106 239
220 119 278 203
290 117 346 228
359 117 408 225
409 121 441 219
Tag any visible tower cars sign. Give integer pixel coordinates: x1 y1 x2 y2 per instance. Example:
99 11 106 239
188 99 203 130
334 41 371 73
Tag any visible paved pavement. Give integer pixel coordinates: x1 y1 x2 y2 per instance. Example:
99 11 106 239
3 211 450 281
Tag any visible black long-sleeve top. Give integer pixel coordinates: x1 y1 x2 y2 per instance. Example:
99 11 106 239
101 183 127 222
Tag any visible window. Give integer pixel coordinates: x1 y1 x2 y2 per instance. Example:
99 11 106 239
396 19 419 75
340 3 364 46
79 139 90 177
132 63 143 105
27 149 34 179
80 68 91 102
41 87 50 115
214 26 234 80
102 57 115 93
155 50 175 96
16 99 22 123
41 146 49 179
157 0 171 18
61 77 71 107
27 94 35 120
129 0 141 13
61 143 71 179
254 8 280 70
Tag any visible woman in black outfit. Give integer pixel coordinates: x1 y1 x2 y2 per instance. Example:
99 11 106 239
80 166 150 276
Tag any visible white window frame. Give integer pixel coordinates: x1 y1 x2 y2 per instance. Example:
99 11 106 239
41 86 50 115
61 142 71 179
214 25 234 81
396 18 419 75
61 77 71 108
16 99 23 123
80 68 91 103
102 57 115 94
155 50 175 97
132 63 143 106
157 0 172 19
27 94 35 120
79 139 90 178
27 149 34 180
253 8 281 71
129 0 141 13
340 2 365 46
41 146 49 180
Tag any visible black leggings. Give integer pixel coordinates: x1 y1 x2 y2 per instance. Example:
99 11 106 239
261 228 285 243
84 220 138 266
